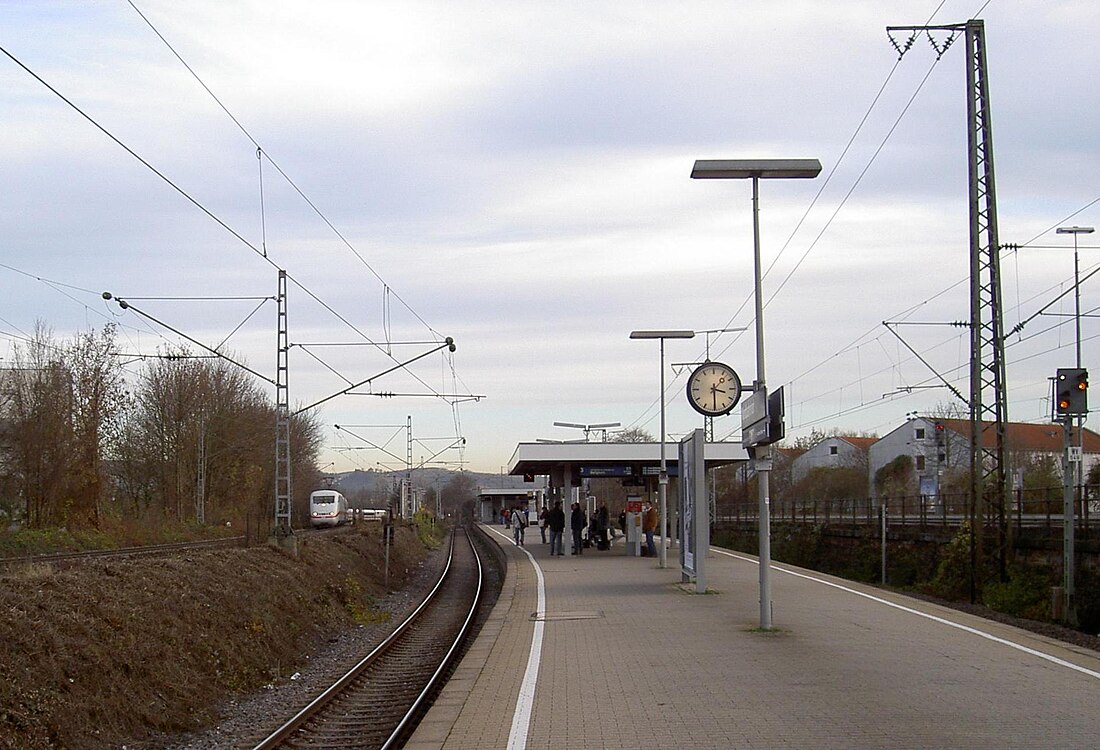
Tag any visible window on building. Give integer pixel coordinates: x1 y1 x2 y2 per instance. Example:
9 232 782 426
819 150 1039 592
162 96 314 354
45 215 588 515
915 428 926 440
829 445 838 455
915 455 926 471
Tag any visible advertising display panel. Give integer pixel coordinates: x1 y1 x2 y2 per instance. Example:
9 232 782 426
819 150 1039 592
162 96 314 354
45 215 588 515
679 429 709 592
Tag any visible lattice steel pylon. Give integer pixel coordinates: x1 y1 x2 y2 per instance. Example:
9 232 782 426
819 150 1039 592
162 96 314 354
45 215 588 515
275 269 292 533
405 414 413 518
195 411 206 525
888 20 1009 594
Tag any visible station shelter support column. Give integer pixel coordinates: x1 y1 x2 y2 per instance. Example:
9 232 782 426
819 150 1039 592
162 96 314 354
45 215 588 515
549 464 573 558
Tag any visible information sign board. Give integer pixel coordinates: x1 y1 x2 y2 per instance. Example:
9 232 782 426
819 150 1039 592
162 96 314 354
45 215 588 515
678 428 708 593
742 420 768 449
767 387 785 444
741 388 767 430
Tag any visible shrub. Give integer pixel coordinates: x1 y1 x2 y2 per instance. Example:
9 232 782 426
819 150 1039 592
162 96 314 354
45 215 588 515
982 563 1054 621
923 523 974 601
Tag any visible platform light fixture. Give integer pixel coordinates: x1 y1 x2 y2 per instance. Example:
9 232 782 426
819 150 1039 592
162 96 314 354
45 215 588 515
691 157 821 630
630 329 695 569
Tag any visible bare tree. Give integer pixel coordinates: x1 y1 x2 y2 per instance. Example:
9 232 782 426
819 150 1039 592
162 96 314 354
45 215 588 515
439 471 477 518
7 324 73 527
66 324 126 528
610 427 655 443
114 349 323 530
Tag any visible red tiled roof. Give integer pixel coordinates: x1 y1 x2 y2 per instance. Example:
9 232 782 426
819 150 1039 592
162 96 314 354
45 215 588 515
937 419 1100 453
838 436 877 451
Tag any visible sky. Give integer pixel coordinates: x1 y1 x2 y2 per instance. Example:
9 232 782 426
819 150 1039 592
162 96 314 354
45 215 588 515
2 0 1098 475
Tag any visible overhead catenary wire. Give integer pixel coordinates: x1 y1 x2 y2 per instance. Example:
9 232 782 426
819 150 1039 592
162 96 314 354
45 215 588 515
0 260 190 358
126 0 443 339
691 3 1099 442
102 294 276 386
2 39 462 412
664 3 1076 443
0 44 276 270
625 13 950 436
124 4 459 398
786 233 1100 433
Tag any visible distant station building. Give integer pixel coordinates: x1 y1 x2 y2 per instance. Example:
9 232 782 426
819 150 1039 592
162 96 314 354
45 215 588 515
506 440 748 510
476 487 546 525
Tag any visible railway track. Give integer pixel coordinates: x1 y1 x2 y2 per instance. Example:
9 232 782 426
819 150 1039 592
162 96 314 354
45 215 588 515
0 535 247 568
252 524 485 750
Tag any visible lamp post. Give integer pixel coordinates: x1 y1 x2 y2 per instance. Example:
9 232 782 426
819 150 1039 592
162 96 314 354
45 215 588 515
630 329 696 568
691 158 821 629
1055 226 1094 370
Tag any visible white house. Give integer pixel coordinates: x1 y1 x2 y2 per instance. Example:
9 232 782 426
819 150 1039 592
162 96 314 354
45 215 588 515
868 416 1100 499
791 435 877 484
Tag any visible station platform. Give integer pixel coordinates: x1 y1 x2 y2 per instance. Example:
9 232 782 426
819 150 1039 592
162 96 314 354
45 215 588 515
406 524 1100 749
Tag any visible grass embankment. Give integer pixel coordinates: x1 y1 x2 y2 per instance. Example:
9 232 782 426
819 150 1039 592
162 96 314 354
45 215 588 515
0 518 439 750
0 516 241 558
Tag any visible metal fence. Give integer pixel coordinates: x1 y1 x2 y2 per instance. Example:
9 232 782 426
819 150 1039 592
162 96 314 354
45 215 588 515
715 484 1100 534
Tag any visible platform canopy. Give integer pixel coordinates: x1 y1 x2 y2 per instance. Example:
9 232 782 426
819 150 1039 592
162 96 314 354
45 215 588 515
507 441 748 481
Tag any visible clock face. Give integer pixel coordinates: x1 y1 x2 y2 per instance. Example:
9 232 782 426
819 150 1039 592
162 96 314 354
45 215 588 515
686 362 741 417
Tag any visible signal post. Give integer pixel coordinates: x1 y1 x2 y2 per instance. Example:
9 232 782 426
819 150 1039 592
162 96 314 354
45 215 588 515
1054 367 1088 624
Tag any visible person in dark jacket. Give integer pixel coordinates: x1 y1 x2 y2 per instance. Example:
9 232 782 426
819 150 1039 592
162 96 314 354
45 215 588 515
570 501 586 555
547 500 566 556
596 503 610 549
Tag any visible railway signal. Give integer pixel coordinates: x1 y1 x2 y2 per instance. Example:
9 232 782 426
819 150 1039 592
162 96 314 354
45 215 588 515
1054 368 1088 417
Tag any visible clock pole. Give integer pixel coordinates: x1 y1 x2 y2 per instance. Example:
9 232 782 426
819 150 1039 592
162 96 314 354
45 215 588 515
749 175 775 629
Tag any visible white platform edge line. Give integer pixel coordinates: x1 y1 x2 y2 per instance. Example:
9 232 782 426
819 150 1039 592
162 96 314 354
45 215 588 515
485 525 545 750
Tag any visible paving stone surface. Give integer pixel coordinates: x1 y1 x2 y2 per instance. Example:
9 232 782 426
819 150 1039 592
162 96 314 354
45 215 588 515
405 526 1100 749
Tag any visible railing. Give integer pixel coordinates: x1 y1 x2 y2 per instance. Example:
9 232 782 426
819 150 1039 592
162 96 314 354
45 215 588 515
715 484 1100 536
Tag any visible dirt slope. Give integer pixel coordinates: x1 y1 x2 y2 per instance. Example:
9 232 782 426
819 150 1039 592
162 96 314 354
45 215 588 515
0 523 434 750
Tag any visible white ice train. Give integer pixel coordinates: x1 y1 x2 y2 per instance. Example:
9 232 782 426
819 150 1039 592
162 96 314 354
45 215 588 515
309 489 349 528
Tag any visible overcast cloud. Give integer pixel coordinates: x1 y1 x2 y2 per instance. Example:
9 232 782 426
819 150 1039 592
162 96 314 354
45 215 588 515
2 1 1098 473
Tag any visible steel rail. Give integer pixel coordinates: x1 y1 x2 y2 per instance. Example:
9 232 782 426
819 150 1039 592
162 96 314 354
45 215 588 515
382 526 483 749
251 526 481 750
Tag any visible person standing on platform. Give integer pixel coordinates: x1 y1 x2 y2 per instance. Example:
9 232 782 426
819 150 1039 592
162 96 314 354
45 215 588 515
538 505 548 544
642 501 658 557
511 505 526 546
570 501 586 555
548 500 565 555
597 502 610 549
